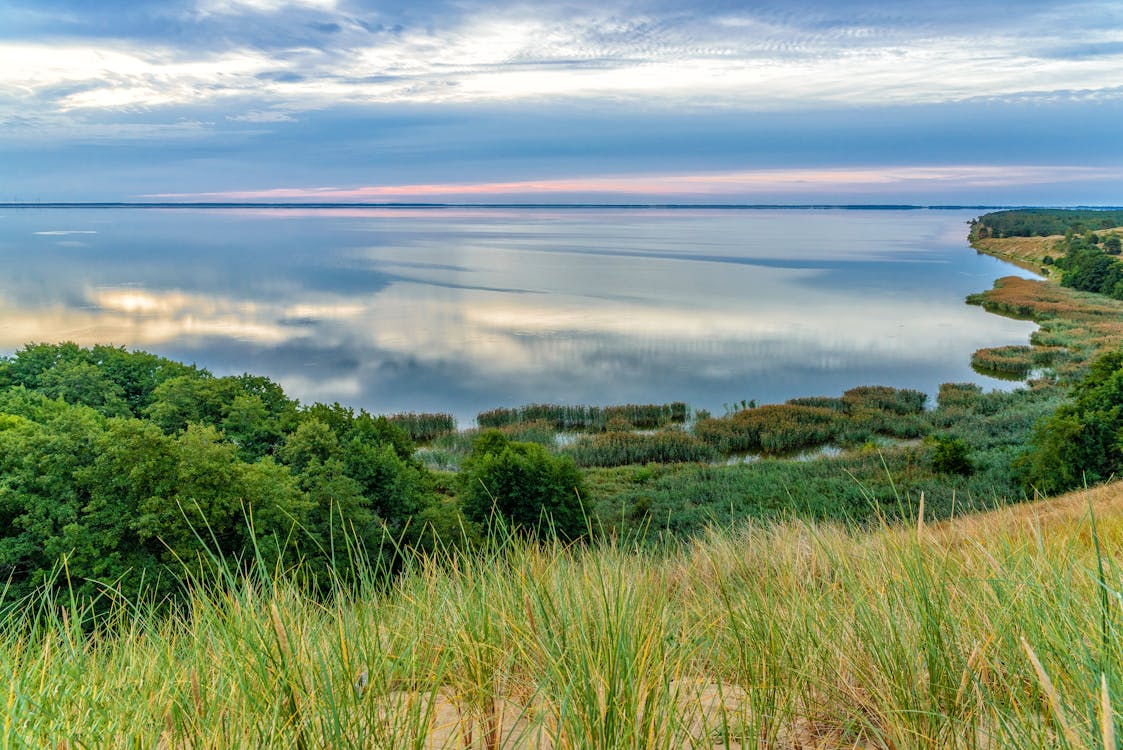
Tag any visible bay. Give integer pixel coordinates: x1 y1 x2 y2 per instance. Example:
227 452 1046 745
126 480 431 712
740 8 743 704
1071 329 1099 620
0 207 1037 424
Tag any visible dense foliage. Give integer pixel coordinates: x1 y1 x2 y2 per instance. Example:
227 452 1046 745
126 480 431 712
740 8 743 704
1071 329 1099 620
1053 231 1123 300
0 344 443 603
1020 351 1123 494
458 431 588 540
970 208 1123 238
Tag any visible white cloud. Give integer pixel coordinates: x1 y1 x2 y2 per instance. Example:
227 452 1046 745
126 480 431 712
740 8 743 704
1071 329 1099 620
195 0 338 16
2 5 1123 115
226 110 297 122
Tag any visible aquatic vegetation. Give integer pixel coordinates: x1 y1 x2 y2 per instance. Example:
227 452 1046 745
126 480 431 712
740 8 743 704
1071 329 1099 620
967 275 1123 380
477 402 688 431
564 428 717 467
387 412 457 443
693 386 927 456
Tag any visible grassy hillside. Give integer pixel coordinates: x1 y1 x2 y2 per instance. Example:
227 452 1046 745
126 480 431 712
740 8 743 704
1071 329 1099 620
5 483 1122 748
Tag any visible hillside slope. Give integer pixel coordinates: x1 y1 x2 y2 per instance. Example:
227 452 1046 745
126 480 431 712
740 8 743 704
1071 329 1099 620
7 480 1123 748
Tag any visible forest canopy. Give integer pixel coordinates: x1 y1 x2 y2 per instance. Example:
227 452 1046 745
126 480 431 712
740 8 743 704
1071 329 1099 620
0 344 458 604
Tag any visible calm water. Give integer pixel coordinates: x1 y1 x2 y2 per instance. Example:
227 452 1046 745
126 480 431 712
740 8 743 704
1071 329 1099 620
0 207 1037 424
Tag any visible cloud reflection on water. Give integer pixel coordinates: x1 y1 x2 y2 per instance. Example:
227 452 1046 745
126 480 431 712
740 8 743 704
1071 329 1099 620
0 208 1038 423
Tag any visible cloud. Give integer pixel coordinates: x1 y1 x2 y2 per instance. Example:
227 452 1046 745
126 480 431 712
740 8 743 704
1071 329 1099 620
226 109 296 122
144 165 1119 202
194 0 338 16
3 0 1122 204
3 2 1123 116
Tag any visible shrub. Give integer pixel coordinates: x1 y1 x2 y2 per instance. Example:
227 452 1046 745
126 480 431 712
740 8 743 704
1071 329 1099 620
459 431 587 540
930 436 974 476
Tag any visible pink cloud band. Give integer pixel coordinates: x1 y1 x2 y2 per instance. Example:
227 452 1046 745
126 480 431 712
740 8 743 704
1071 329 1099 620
144 165 1113 202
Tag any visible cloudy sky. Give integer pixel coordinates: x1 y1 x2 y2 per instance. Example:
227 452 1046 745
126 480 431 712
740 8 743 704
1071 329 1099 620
1 0 1121 204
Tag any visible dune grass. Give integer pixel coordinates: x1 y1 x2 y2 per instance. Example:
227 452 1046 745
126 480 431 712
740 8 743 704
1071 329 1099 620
4 483 1123 748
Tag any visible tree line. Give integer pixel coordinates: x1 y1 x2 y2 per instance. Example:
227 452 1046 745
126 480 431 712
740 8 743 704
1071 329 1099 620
0 344 585 606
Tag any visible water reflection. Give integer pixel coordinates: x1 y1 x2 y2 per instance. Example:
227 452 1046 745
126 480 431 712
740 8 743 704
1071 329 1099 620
0 208 1037 424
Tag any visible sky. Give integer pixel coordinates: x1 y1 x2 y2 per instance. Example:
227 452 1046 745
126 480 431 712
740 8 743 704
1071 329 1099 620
1 0 1121 204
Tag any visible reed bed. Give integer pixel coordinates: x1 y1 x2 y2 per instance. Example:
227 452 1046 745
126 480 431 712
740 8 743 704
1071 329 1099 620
564 428 717 467
389 413 458 443
967 276 1123 380
477 403 688 432
970 345 1036 377
5 483 1123 748
839 386 927 415
694 388 926 456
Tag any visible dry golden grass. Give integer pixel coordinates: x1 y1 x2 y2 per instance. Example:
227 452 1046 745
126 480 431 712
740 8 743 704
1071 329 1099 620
927 478 1123 549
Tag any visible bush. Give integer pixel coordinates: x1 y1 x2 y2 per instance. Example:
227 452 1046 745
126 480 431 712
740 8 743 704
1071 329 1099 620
930 436 974 476
459 431 587 540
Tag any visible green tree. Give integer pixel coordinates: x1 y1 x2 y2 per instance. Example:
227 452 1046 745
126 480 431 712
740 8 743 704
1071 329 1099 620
1019 351 1123 494
144 375 237 433
37 359 131 417
459 431 587 541
0 404 106 600
341 437 426 530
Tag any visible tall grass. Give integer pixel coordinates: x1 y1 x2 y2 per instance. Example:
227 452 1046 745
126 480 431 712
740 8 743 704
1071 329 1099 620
970 345 1037 377
564 428 717 467
388 412 458 443
5 484 1123 748
477 403 688 432
693 387 927 456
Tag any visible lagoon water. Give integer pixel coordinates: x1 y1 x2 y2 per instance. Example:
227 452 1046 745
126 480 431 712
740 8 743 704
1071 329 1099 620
0 207 1037 424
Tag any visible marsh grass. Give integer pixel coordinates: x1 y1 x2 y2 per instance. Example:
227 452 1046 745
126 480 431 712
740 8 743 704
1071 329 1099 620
565 428 718 467
477 403 688 432
5 483 1123 748
967 276 1123 380
970 345 1037 377
693 387 927 457
389 413 458 443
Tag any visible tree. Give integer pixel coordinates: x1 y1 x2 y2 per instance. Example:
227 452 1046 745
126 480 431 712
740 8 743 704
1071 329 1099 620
1019 351 1123 494
459 431 587 541
0 403 107 600
144 375 236 433
37 359 131 417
